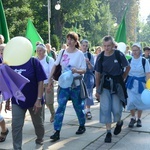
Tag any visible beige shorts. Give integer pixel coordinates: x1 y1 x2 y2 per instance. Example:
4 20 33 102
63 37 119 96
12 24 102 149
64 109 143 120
43 84 54 105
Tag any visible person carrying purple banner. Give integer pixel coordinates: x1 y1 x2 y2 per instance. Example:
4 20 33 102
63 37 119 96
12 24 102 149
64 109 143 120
6 57 47 149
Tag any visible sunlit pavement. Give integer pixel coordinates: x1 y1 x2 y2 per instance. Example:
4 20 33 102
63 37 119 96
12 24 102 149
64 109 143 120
1 85 150 150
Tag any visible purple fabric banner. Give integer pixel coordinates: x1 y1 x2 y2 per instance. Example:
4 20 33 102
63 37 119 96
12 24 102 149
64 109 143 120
0 64 30 101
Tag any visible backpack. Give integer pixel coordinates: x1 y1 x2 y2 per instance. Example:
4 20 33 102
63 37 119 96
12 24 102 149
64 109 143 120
98 50 124 74
128 57 146 72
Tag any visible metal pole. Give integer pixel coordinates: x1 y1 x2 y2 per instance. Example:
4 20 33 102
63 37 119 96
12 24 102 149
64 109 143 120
48 0 51 44
107 4 111 35
108 11 111 35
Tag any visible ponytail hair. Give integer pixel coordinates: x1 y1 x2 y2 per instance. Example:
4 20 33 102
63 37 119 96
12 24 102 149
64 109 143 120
75 41 80 49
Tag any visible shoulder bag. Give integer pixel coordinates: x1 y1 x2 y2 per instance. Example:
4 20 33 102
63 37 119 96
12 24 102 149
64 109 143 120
53 50 65 81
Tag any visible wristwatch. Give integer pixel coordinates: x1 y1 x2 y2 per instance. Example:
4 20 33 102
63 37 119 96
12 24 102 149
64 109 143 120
37 97 42 100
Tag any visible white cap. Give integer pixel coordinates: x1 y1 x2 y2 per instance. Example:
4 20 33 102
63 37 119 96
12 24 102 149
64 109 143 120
132 43 141 50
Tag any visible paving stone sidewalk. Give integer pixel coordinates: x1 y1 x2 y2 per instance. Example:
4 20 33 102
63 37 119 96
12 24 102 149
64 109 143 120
1 85 150 150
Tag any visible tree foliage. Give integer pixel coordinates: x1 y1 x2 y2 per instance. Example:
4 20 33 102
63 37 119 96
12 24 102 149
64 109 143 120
109 0 140 43
2 0 33 38
2 0 147 48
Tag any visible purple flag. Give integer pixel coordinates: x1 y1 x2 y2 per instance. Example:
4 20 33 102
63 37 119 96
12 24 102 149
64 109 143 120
0 64 30 101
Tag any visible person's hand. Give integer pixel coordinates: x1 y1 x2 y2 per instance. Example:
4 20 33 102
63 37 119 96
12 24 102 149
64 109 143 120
71 68 77 74
85 58 90 64
5 100 11 113
47 80 53 93
95 93 100 102
33 100 42 114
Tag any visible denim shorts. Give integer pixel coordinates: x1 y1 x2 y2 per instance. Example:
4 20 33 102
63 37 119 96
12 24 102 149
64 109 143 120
100 88 123 124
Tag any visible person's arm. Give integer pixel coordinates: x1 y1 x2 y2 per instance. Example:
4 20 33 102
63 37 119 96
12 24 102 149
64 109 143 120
5 99 11 113
86 54 94 70
146 72 150 81
71 68 86 74
95 71 101 92
47 65 56 92
122 65 130 80
95 71 101 100
144 59 150 81
33 81 44 114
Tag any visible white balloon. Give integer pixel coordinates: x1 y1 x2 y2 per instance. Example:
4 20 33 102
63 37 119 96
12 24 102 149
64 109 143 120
58 70 73 88
117 42 126 53
3 36 33 66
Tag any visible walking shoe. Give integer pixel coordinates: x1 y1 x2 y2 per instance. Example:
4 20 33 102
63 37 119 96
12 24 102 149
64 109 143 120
104 132 112 143
136 119 142 127
76 126 86 134
35 139 43 145
86 112 92 120
0 129 9 142
50 131 60 141
128 118 136 128
114 120 123 135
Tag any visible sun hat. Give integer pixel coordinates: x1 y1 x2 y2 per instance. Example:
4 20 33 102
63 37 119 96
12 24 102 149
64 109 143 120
132 43 141 50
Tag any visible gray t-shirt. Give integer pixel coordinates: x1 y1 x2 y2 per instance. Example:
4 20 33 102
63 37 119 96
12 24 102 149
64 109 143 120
95 50 128 76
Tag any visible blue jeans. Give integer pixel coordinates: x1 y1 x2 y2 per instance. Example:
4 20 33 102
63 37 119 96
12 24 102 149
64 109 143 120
54 86 85 131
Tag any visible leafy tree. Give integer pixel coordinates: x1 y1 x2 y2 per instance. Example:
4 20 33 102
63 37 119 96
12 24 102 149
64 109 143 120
51 34 60 51
51 0 101 42
29 0 49 43
109 0 140 43
2 0 143 47
2 0 33 38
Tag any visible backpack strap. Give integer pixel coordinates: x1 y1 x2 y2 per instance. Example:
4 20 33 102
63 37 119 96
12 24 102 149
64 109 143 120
142 57 146 72
87 52 91 60
46 56 50 64
114 50 123 73
97 51 104 73
51 50 56 60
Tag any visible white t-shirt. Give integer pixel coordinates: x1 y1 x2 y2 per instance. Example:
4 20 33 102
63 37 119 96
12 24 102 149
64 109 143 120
128 56 150 94
39 55 54 84
129 56 150 77
55 49 86 76
55 49 86 86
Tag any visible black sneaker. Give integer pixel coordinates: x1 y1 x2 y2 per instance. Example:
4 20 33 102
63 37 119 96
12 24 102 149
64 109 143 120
50 131 60 141
104 132 112 143
114 120 123 135
136 119 142 127
128 118 136 128
76 126 86 134
35 139 43 145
